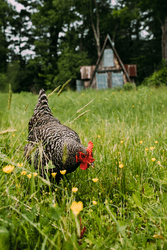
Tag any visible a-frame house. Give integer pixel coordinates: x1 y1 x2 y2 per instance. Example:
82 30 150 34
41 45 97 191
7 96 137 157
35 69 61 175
89 34 131 89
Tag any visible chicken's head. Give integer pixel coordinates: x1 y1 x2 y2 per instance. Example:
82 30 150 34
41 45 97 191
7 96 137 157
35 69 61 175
76 141 95 170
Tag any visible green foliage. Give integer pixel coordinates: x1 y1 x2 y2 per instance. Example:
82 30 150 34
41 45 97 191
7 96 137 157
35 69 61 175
54 48 90 88
0 73 8 93
0 87 167 249
142 60 167 87
123 82 136 91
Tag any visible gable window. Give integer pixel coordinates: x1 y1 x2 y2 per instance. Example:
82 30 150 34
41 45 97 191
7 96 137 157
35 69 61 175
103 49 114 67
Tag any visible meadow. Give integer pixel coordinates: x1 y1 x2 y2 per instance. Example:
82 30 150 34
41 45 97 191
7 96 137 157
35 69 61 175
0 86 167 249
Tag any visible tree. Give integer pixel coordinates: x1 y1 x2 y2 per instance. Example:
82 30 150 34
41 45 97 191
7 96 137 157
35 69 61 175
0 0 17 73
138 0 167 61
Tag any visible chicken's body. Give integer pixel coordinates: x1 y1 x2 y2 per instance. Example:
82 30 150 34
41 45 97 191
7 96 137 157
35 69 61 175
24 89 94 183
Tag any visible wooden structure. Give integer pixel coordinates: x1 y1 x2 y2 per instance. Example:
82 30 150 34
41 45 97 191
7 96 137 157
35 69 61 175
77 34 138 90
124 64 137 83
89 34 130 89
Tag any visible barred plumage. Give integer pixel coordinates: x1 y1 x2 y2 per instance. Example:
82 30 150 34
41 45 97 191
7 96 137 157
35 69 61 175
24 89 94 183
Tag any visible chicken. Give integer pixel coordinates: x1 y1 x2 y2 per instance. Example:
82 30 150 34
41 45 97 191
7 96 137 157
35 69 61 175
24 89 95 183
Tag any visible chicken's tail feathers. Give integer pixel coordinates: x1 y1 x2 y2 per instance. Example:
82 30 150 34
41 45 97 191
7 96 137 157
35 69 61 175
34 89 51 115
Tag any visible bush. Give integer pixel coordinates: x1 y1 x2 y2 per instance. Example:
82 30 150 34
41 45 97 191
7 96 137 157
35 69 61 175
142 59 167 87
123 82 136 91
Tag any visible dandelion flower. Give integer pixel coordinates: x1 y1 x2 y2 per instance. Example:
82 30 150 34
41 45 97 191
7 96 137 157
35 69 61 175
151 158 156 162
155 141 158 144
60 170 66 175
51 172 57 178
92 178 98 182
27 174 32 179
70 201 83 216
97 135 101 138
112 92 114 94
145 148 148 151
72 187 78 193
33 173 38 177
132 105 134 107
119 163 124 168
3 165 14 174
92 200 97 205
150 146 155 150
120 141 124 144
139 140 143 144
21 170 27 175
12 134 15 137
17 163 23 167
85 119 87 121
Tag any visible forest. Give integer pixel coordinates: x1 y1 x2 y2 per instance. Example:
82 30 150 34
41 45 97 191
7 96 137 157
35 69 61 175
0 0 167 92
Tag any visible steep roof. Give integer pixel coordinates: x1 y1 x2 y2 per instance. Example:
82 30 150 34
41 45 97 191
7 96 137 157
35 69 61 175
89 34 131 87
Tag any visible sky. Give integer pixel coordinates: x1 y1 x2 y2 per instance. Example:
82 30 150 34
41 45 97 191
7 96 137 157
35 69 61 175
8 0 24 12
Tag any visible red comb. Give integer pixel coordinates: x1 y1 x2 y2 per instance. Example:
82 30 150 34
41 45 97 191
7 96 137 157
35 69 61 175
76 141 95 170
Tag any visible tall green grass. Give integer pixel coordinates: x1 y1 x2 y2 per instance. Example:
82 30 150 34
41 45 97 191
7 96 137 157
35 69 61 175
0 86 167 249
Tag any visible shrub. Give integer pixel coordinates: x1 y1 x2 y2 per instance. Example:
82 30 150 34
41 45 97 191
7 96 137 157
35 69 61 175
142 59 167 87
123 82 136 91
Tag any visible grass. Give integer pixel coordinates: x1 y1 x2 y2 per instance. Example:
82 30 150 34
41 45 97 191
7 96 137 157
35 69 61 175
0 86 167 249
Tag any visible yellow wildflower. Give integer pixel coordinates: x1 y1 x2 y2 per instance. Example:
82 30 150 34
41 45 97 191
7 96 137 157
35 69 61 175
51 172 57 178
132 105 134 107
158 161 161 165
92 200 97 205
155 141 158 144
27 174 32 179
145 148 148 151
85 119 87 121
119 163 124 168
120 141 124 144
12 134 15 137
3 165 14 174
33 173 38 177
72 187 78 193
70 201 83 216
97 135 101 138
92 178 98 183
112 92 114 94
150 146 155 150
21 170 27 175
60 170 66 175
17 163 23 167
139 140 143 144
151 158 156 162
